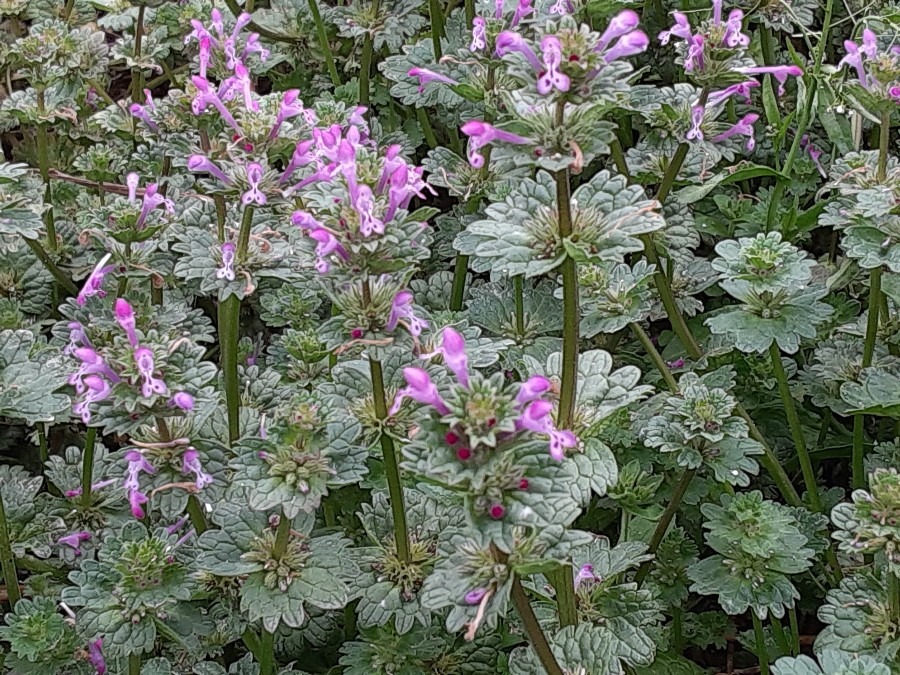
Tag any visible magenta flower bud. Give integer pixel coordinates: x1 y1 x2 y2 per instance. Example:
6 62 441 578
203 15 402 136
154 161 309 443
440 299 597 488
88 637 106 674
658 12 691 45
711 0 723 24
390 367 450 416
470 17 487 52
270 89 304 138
130 103 159 132
114 299 138 347
169 391 194 411
242 162 266 206
516 375 551 405
217 242 236 282
597 9 640 52
408 68 459 93
465 587 488 604
134 347 168 398
182 447 213 490
494 0 504 18
58 531 91 555
711 112 759 151
574 563 596 588
602 30 648 62
722 9 749 47
187 154 231 184
77 253 115 306
736 65 803 96
386 291 428 336
686 104 705 141
489 504 506 519
495 31 542 71
537 36 570 95
460 120 530 168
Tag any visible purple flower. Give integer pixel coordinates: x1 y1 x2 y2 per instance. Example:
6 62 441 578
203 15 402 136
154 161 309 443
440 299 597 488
574 563 596 588
465 587 488 604
134 347 168 398
72 375 112 424
602 30 649 62
549 0 573 15
58 531 91 555
408 67 459 93
232 62 259 112
166 515 189 535
136 183 174 230
860 28 878 59
386 290 428 336
280 140 316 184
64 477 117 499
597 10 640 52
711 0 722 24
217 242 236 282
495 31 542 71
130 103 159 132
169 391 195 411
126 173 139 202
658 12 691 45
511 0 532 26
516 399 578 460
308 228 349 274
494 0 504 18
352 184 384 237
537 36 570 95
686 105 705 141
685 34 705 72
470 14 486 51
187 154 231 184
801 135 827 177
736 65 803 96
182 447 213 490
460 120 530 168
65 321 92 356
722 9 749 47
270 90 304 138
191 75 242 134
114 299 138 347
707 80 759 106
242 33 271 63
69 347 119 393
667 358 685 369
124 450 156 519
423 327 470 387
77 254 115 306
516 375 551 405
838 41 868 88
711 112 759 150
390 367 450 415
88 637 106 674
242 163 266 206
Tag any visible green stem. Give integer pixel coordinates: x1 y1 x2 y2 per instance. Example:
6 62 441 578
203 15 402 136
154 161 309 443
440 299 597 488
416 108 439 149
510 575 565 675
449 256 469 311
368 358 411 563
237 206 255 261
737 405 802 507
273 510 292 558
219 295 241 445
257 626 275 675
752 612 770 675
854 266 882 488
672 606 684 654
630 323 677 393
359 30 376 107
22 238 77 295
428 0 445 59
0 491 20 607
514 275 525 337
307 0 341 87
464 0 475 26
619 509 631 543
35 89 56 252
634 468 697 586
770 615 790 656
609 137 630 177
37 424 48 465
878 111 891 183
186 496 208 534
788 606 800 656
131 4 146 104
889 572 900 623
63 0 76 20
549 566 577 627
86 78 118 108
655 142 689 204
768 343 822 512
81 427 97 508
128 653 142 675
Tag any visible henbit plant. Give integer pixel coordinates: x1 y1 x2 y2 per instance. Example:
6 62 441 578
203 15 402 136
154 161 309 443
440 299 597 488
0 0 899 674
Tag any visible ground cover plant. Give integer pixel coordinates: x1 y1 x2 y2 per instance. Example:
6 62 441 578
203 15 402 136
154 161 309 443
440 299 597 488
0 0 899 673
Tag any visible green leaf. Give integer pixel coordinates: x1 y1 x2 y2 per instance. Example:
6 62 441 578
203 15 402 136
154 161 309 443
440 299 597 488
676 165 788 205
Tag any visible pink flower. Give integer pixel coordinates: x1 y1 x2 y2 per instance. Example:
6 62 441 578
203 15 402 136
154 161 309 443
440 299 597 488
516 375 551 405
280 140 316 184
465 587 488 604
460 120 530 168
134 347 168 398
114 299 138 347
511 0 532 26
495 31 542 71
242 163 266 206
308 228 349 274
408 67 459 93
124 450 156 519
217 242 236 282
658 12 691 45
735 65 803 96
390 367 450 415
423 327 470 388
597 10 640 52
516 399 578 460
537 36 570 95
711 112 759 151
685 34 705 71
77 254 115 306
574 563 596 588
169 391 195 411
182 447 213 490
722 10 749 47
72 375 112 424
130 103 159 132
686 104 705 141
136 183 174 230
187 154 231 184
88 637 106 674
58 531 91 555
386 290 428 336
707 80 759 106
270 90 305 138
602 30 649 62
470 17 487 53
